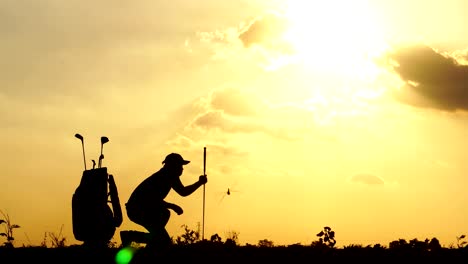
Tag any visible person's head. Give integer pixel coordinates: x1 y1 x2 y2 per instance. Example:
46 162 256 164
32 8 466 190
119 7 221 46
162 153 190 175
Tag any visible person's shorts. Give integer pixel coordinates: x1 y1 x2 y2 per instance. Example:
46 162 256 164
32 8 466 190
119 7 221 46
126 202 170 229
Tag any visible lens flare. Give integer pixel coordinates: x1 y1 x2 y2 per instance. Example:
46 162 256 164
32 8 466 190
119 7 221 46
115 247 135 264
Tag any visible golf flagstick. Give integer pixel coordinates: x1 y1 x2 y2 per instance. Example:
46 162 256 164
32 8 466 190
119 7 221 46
202 147 206 241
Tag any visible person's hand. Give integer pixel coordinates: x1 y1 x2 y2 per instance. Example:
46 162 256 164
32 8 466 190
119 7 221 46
171 204 183 215
199 175 208 185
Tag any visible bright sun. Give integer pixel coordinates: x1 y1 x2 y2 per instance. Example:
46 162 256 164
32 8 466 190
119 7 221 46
259 0 393 123
283 0 388 76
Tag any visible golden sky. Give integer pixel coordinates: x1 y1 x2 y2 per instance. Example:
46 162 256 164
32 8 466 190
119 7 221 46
1 0 468 247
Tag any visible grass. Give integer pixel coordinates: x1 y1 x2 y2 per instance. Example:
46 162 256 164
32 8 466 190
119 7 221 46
1 220 467 263
1 240 467 264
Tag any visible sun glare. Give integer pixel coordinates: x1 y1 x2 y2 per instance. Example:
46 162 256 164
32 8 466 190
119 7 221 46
259 0 392 119
283 0 388 75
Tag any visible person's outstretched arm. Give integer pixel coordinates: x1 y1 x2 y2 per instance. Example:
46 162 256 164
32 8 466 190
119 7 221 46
172 175 207 197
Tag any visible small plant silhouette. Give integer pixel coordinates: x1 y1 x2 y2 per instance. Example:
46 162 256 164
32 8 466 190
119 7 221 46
456 235 467 248
210 233 222 243
48 225 67 248
0 210 20 248
224 230 240 246
315 226 336 248
40 232 48 248
175 224 200 245
258 239 274 247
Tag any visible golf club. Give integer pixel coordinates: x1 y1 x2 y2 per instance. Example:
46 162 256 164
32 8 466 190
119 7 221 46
98 136 109 168
75 133 87 170
202 146 206 240
98 154 104 168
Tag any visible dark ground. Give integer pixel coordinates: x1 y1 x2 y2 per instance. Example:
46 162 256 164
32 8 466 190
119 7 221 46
1 244 468 264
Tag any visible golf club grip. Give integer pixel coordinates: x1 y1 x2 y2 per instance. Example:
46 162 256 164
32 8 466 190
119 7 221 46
203 147 206 175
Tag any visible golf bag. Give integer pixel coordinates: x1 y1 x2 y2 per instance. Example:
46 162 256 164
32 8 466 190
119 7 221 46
72 167 123 245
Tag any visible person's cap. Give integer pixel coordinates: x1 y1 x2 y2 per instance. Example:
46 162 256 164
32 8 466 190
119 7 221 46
162 153 190 165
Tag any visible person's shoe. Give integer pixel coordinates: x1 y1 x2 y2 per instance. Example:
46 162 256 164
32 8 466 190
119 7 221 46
120 230 150 247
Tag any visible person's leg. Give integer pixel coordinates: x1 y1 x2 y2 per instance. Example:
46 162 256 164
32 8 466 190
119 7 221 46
126 203 172 250
123 203 152 246
144 208 171 250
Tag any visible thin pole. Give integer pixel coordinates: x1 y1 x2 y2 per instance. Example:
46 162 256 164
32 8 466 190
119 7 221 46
202 147 206 240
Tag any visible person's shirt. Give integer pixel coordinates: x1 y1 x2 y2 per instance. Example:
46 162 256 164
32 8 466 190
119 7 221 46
126 167 174 207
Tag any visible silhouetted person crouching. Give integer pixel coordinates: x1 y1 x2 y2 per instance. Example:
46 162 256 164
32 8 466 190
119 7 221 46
121 153 207 250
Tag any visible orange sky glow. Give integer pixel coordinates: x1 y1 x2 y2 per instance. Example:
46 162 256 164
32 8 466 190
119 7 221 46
1 0 468 248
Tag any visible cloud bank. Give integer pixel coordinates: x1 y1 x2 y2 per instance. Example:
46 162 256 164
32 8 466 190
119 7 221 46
188 86 317 141
384 44 468 112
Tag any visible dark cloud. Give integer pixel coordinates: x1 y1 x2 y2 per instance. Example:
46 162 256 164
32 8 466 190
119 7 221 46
384 44 468 111
350 174 384 185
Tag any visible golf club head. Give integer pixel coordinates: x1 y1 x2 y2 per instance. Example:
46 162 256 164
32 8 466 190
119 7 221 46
101 136 109 144
75 133 86 170
75 133 83 141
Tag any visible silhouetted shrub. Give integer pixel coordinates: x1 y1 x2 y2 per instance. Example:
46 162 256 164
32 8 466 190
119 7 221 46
389 238 409 250
224 230 239 246
48 225 67 248
175 224 200 245
314 226 336 248
0 210 20 248
258 239 274 247
389 237 441 252
428 238 442 251
456 235 467 248
372 243 386 249
210 233 222 243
